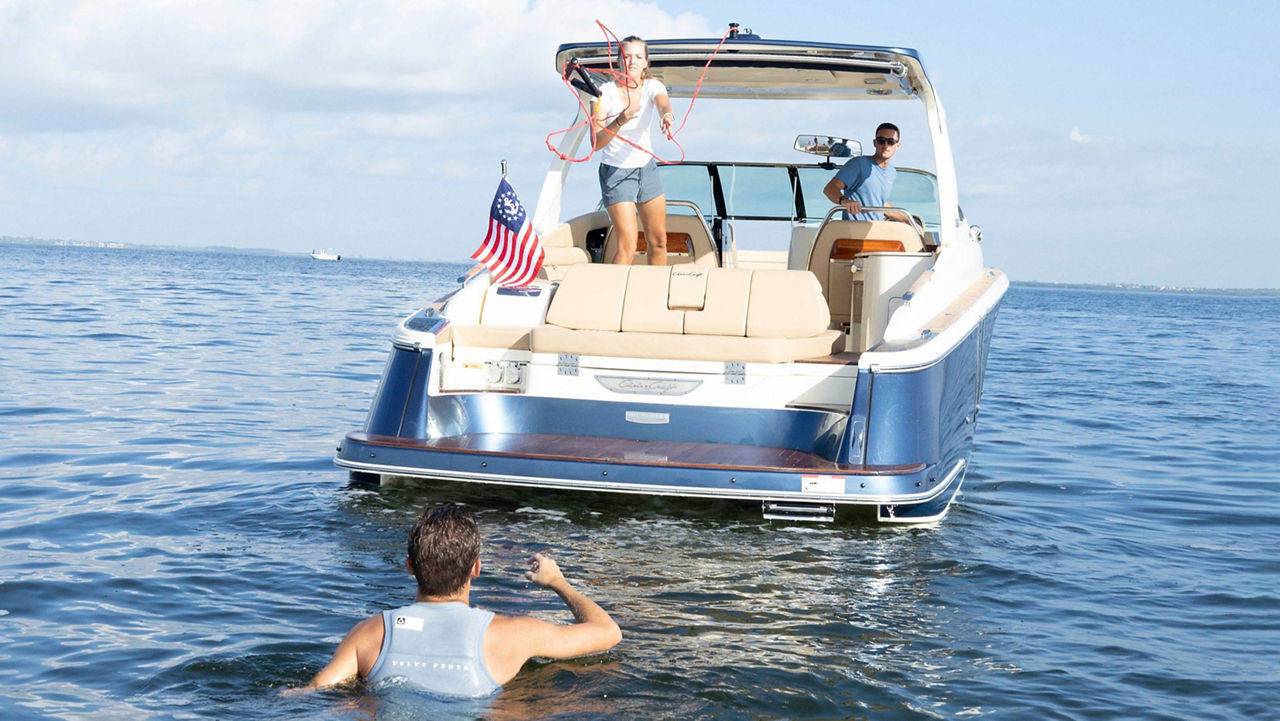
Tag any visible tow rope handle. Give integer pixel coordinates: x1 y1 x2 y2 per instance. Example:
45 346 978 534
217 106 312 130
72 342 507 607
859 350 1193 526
563 58 601 98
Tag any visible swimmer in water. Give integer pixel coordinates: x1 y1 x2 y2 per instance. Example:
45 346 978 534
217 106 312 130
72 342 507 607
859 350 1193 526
293 504 621 697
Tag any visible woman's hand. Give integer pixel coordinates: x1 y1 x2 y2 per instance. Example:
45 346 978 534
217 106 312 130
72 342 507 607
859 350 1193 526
616 103 641 125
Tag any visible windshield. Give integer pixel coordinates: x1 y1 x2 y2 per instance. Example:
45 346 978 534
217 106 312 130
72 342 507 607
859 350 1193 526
659 165 716 217
657 162 942 228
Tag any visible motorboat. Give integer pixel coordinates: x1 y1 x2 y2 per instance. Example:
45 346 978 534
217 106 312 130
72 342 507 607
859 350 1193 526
310 249 341 260
335 28 1008 523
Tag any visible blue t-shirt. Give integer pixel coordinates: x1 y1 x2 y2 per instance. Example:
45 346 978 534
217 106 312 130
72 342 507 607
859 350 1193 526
834 155 896 220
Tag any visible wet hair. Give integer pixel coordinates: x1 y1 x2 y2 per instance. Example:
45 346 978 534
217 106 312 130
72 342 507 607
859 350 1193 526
407 504 481 597
876 122 900 139
618 35 651 80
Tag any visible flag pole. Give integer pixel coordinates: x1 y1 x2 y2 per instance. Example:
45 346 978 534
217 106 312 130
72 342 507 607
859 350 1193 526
501 159 507 178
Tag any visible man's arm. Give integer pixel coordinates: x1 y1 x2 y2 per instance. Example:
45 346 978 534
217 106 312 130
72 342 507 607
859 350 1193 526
291 613 385 693
823 176 863 216
483 554 622 685
822 176 846 206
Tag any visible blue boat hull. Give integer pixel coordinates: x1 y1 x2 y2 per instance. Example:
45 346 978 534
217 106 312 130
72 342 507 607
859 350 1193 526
337 300 1001 523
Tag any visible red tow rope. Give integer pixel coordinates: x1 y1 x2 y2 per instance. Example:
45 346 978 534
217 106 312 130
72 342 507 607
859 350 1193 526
544 22 733 166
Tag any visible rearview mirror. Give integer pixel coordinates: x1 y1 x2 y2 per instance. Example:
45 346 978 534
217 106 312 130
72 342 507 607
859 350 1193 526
794 135 861 168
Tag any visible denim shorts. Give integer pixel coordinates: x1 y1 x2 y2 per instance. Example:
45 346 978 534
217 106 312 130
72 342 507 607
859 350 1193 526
599 160 664 207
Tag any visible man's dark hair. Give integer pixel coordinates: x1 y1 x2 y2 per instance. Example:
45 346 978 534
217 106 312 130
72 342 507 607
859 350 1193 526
407 505 481 597
876 122 900 138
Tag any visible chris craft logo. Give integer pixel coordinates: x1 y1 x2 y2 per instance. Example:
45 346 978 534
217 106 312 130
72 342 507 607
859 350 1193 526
595 375 702 396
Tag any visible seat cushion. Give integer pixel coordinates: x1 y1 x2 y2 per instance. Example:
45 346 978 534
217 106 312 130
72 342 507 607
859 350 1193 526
683 268 753 336
746 270 831 339
621 265 684 334
545 263 630 331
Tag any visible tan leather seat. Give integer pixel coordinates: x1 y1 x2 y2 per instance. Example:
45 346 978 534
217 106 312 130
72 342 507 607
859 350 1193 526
529 264 842 363
806 219 925 327
537 211 607 280
601 213 718 266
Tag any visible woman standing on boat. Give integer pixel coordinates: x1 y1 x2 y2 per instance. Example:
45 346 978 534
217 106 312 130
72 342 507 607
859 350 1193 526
591 36 675 265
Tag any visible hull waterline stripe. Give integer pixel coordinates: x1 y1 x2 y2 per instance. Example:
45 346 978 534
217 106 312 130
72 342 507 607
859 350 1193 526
333 456 959 506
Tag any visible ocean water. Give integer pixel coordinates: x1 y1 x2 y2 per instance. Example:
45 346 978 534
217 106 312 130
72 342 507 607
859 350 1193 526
1 243 1277 720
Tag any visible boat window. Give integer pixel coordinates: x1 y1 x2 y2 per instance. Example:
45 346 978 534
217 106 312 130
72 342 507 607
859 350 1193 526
795 166 940 227
889 170 941 228
795 167 836 222
657 165 715 217
719 166 796 220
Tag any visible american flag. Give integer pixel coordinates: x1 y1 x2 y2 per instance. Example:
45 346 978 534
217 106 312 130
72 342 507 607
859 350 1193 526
471 178 544 287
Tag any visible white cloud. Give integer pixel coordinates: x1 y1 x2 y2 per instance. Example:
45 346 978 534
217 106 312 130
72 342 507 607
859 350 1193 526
149 131 201 172
441 161 486 181
0 0 716 201
239 178 263 196
1068 126 1091 144
0 0 727 260
352 112 456 140
0 1 715 121
217 126 266 152
16 136 130 180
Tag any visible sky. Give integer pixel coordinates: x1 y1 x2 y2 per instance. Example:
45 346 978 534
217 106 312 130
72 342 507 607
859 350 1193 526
1 0 1277 289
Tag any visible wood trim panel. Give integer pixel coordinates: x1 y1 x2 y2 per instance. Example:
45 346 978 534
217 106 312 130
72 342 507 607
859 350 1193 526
349 431 923 476
830 238 904 259
636 232 692 254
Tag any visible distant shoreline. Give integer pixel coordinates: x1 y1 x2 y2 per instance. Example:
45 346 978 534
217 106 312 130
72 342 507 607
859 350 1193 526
2 235 307 257
1011 280 1279 297
4 236 1277 296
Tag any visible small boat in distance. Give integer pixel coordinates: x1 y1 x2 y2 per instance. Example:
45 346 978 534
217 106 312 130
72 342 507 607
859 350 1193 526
335 26 1008 524
310 249 341 260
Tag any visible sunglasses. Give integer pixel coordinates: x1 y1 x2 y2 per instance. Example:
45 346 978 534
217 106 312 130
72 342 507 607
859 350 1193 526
874 136 899 146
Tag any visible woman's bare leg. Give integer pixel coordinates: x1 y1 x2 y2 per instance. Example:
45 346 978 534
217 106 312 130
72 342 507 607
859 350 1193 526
637 194 668 266
606 202 639 264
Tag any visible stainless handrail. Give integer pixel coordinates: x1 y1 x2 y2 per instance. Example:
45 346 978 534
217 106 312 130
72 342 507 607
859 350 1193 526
818 205 926 240
662 199 718 264
666 198 705 218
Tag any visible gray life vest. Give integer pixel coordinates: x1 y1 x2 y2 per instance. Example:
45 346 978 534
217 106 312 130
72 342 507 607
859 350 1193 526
366 601 499 697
